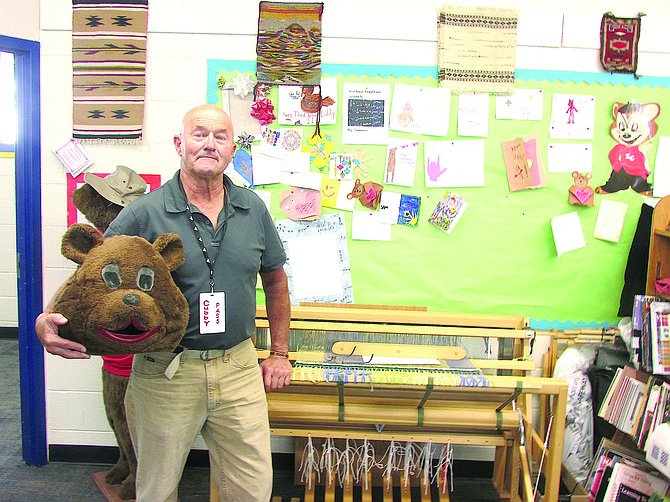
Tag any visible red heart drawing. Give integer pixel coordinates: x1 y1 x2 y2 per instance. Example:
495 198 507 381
365 188 377 201
575 188 592 204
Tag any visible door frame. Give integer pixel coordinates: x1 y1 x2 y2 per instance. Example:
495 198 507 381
0 34 46 466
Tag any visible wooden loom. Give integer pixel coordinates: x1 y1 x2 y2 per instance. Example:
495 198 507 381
211 305 569 502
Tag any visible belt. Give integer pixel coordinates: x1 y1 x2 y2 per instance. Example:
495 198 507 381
178 348 226 360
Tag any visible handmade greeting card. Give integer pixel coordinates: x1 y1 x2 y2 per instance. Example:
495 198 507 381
279 187 322 221
342 83 391 145
549 94 596 140
424 140 485 188
384 138 419 187
568 172 595 206
320 175 356 211
500 134 546 191
428 191 468 235
278 77 337 126
389 83 451 136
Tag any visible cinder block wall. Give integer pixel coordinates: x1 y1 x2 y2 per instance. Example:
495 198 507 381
37 0 670 457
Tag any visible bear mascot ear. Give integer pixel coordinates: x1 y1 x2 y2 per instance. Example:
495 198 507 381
153 233 185 272
61 223 104 265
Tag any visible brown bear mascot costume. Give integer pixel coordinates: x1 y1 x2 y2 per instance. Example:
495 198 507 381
70 166 149 500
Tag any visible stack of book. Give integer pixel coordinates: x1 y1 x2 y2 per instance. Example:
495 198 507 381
598 366 670 450
585 439 669 502
632 296 670 375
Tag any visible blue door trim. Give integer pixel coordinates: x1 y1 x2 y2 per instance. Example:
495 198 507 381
0 34 46 466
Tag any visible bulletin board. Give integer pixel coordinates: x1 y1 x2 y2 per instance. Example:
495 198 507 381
207 59 670 328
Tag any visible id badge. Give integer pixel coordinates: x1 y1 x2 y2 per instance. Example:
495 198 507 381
199 292 225 334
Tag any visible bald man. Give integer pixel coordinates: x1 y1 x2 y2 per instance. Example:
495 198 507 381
37 105 292 501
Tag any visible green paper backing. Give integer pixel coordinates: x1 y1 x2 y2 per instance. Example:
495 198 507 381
209 60 670 328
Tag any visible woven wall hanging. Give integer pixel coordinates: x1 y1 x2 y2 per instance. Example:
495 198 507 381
256 1 324 86
72 0 148 144
600 12 644 77
437 5 518 95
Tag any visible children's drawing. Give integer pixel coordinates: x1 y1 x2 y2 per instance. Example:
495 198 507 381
458 93 490 137
384 139 418 187
424 140 485 188
389 83 451 136
308 132 335 172
549 94 596 140
428 191 468 235
495 89 543 121
597 101 661 194
231 149 253 186
329 152 354 181
378 192 421 227
278 77 338 126
320 175 356 211
398 194 421 227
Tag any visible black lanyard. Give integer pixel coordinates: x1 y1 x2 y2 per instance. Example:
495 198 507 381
184 191 228 294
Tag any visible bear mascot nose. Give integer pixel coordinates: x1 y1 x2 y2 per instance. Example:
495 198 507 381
124 294 141 306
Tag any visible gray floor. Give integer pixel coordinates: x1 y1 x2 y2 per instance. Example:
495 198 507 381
0 338 210 502
0 338 501 501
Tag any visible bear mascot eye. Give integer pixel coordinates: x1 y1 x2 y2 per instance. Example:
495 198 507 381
102 263 122 289
136 266 154 292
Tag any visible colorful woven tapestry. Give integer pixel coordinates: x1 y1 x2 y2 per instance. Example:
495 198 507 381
437 5 518 94
72 0 148 143
600 12 643 76
256 1 324 86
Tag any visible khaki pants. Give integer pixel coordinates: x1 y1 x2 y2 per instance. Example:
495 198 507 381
125 338 272 502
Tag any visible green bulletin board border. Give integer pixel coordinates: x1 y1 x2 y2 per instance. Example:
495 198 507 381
207 60 670 331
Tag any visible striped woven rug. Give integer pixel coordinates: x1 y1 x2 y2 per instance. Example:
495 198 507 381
72 0 148 143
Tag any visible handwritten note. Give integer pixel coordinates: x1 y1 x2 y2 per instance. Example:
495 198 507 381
593 199 628 243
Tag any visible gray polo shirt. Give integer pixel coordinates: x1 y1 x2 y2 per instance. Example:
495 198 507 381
105 170 286 350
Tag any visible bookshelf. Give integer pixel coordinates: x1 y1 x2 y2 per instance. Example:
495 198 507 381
647 195 670 298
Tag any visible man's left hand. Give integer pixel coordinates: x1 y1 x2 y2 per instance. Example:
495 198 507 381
260 354 292 392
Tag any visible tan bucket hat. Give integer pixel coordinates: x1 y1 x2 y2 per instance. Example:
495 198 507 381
84 165 147 207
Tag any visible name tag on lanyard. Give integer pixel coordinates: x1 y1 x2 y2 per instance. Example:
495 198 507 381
199 292 225 334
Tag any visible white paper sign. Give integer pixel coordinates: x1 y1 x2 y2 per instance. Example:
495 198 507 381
342 83 391 145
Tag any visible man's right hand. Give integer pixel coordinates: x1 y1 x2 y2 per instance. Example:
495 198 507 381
35 313 90 359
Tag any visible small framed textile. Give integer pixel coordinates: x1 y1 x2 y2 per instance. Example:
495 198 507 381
600 12 643 76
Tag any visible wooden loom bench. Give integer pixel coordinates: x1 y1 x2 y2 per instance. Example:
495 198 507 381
210 305 569 502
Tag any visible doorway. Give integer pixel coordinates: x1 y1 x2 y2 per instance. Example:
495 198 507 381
0 34 46 466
